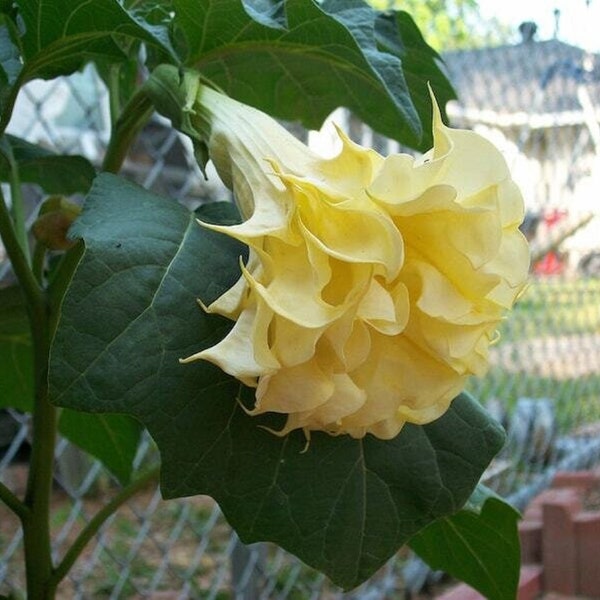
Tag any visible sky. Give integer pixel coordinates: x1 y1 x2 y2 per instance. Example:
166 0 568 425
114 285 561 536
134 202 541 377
478 0 600 51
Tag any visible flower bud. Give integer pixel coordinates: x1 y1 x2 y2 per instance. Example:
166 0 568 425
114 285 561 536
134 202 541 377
32 196 81 250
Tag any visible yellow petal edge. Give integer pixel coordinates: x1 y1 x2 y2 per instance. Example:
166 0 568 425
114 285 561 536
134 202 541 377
182 82 530 440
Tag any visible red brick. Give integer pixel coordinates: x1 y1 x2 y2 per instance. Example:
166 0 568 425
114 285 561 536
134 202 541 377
518 565 544 600
519 520 543 564
575 512 600 596
523 500 543 522
541 488 582 594
553 471 598 494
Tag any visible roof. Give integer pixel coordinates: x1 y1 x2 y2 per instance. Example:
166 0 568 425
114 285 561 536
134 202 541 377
442 39 600 125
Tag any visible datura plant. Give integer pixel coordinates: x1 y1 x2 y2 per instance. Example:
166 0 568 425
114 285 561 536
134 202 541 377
161 68 529 441
0 1 526 599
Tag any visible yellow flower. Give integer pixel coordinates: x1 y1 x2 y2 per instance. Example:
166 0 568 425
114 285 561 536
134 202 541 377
181 80 529 440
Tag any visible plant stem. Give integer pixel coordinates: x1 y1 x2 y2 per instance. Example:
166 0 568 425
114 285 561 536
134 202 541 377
108 63 123 127
32 242 46 284
7 150 31 263
22 288 55 600
102 90 153 174
48 465 160 592
1 183 56 599
0 187 43 311
0 479 29 521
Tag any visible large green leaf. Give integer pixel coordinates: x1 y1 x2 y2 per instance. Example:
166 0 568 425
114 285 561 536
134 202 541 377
409 485 521 600
0 285 33 411
0 0 178 128
174 0 453 150
94 1 177 116
58 410 143 485
16 0 176 78
0 135 96 195
50 174 505 589
374 10 456 135
321 0 456 145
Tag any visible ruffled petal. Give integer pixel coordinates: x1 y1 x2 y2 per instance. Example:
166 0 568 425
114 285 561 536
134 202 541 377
183 81 529 440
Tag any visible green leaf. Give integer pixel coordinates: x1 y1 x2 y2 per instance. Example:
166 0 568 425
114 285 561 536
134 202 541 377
125 0 175 26
125 0 176 47
48 172 245 418
374 10 457 136
15 0 176 78
0 285 33 411
94 1 177 115
0 135 96 194
175 0 454 150
0 0 178 127
409 485 521 600
50 174 505 589
58 409 143 485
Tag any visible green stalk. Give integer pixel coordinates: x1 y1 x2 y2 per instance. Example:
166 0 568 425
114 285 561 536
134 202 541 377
0 479 29 521
47 466 160 593
102 89 154 174
0 188 55 599
8 155 30 262
108 64 123 127
32 242 46 284
0 188 42 309
0 138 30 261
22 306 55 600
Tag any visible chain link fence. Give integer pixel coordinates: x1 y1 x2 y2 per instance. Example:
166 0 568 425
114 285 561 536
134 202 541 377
2 20 600 599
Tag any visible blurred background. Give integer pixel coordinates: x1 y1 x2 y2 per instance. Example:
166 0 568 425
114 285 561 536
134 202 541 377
1 1 600 597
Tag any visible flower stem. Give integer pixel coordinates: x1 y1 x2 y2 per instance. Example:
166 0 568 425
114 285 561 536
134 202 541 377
48 465 160 592
108 63 122 127
102 89 154 174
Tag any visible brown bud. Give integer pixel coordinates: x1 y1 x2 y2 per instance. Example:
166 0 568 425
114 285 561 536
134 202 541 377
32 196 81 250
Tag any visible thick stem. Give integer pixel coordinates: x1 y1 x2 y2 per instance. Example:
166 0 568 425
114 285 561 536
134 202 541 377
48 466 160 592
22 291 56 600
1 186 55 599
